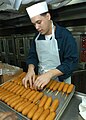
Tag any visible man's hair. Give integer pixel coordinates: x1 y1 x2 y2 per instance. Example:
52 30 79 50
40 12 49 16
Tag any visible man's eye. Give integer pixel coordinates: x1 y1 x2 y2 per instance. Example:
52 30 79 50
37 21 41 24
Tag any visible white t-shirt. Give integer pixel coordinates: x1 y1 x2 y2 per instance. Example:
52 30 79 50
45 34 52 40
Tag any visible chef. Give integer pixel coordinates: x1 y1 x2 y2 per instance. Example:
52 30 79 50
22 1 78 90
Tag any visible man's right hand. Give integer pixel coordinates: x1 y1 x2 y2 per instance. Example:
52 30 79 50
22 64 35 89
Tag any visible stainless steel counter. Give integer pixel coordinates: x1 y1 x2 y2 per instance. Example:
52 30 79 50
60 92 85 120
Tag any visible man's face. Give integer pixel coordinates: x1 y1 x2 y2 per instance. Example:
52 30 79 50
31 13 51 35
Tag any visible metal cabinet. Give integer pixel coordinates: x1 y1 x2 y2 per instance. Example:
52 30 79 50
0 34 34 71
15 35 27 58
15 35 28 71
6 36 17 65
15 34 34 58
0 37 8 63
15 34 34 71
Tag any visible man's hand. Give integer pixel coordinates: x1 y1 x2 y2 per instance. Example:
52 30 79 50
33 72 52 90
22 64 35 89
33 69 63 90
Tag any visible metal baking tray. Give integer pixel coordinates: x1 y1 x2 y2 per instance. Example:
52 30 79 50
0 81 75 120
60 92 86 120
43 86 75 120
0 101 28 120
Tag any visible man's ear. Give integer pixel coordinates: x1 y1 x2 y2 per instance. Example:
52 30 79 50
46 13 51 20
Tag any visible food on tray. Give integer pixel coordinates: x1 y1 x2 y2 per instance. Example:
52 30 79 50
33 92 44 103
25 90 36 99
0 73 75 120
62 83 69 95
21 88 31 98
44 80 53 91
52 82 61 92
39 95 48 107
44 96 52 110
22 102 35 115
29 91 39 101
45 112 56 120
47 80 57 93
7 96 20 106
38 109 50 120
32 107 44 120
1 92 15 101
67 84 74 94
15 86 25 95
27 104 38 118
14 101 25 110
10 97 24 108
17 101 31 112
50 98 59 112
55 82 65 96
4 94 17 103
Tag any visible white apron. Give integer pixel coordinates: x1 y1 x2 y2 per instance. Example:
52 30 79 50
35 22 71 84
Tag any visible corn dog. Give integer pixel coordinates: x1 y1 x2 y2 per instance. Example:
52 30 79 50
12 85 22 94
18 72 26 79
45 112 56 120
33 92 44 103
44 80 53 91
62 83 69 95
50 98 59 112
4 95 17 103
7 96 20 106
25 90 35 99
27 105 38 118
38 109 50 120
47 80 57 93
22 103 35 115
14 101 25 110
44 96 52 110
67 84 74 94
39 95 48 107
19 88 26 96
17 101 31 112
1 93 14 101
0 87 5 91
21 88 31 98
32 107 44 120
10 97 24 108
6 82 16 91
2 82 12 90
29 91 39 102
55 82 65 96
1 82 11 89
53 82 60 92
16 86 25 95
0 91 10 99
10 84 19 93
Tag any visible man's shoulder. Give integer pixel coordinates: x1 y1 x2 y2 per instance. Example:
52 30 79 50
55 23 71 38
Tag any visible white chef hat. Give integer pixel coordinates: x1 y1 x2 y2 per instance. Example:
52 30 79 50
26 1 48 18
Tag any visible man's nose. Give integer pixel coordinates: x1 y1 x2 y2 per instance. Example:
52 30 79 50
35 24 40 30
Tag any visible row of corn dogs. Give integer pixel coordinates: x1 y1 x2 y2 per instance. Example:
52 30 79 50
12 72 74 96
44 80 74 96
0 72 59 120
0 72 74 120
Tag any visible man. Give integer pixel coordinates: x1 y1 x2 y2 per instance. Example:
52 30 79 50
22 1 78 90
